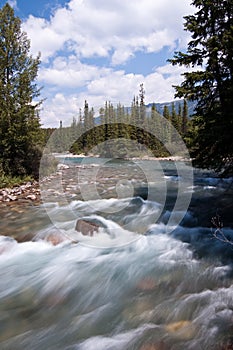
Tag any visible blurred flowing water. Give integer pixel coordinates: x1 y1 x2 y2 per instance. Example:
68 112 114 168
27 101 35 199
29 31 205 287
0 159 233 350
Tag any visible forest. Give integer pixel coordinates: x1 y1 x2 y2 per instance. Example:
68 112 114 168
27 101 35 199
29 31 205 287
43 91 189 159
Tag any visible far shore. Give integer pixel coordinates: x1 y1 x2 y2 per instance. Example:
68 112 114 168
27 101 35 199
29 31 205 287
53 152 191 162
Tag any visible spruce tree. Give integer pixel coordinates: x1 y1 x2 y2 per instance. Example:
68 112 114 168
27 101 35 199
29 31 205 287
171 102 180 134
169 0 233 175
139 83 146 124
182 99 189 136
163 105 171 143
150 103 163 154
0 3 42 178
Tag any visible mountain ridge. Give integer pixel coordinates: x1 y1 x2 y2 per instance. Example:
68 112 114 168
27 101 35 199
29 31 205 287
146 99 196 116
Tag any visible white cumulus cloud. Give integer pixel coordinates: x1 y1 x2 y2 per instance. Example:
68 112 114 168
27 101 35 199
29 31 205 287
21 0 195 127
23 0 193 63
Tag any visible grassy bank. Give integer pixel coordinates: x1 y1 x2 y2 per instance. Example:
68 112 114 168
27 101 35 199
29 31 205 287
0 175 34 189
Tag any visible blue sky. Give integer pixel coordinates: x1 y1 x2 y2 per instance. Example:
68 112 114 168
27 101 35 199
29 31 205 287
1 0 194 127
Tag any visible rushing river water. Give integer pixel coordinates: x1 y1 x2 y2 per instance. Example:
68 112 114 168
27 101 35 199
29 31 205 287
0 158 233 350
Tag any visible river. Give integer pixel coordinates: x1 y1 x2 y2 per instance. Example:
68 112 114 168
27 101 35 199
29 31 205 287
0 158 233 350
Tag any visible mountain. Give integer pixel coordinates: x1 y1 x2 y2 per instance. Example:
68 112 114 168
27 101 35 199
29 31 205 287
146 99 197 117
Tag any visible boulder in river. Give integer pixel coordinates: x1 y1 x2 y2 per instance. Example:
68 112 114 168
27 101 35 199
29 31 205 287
44 232 68 245
34 229 70 245
75 219 100 236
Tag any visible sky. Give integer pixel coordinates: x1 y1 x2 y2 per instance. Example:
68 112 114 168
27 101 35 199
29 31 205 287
1 0 194 128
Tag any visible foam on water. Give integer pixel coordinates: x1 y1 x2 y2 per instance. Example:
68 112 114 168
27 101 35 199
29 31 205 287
0 227 233 349
76 324 157 350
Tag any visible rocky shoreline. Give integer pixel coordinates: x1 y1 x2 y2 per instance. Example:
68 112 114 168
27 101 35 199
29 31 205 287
0 156 189 204
0 181 41 204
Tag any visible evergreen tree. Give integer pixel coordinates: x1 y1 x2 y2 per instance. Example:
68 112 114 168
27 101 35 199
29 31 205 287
169 0 233 175
82 100 89 151
182 99 189 135
139 83 146 124
97 106 105 144
83 100 89 131
83 101 95 150
130 96 138 141
0 3 42 178
163 105 172 143
88 106 96 149
171 102 180 134
150 103 163 154
178 102 182 118
135 96 140 126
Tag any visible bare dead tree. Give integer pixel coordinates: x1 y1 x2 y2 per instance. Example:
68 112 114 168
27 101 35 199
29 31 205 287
211 213 233 246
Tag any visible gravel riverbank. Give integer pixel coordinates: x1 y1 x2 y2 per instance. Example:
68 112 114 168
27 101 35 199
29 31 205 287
0 181 40 204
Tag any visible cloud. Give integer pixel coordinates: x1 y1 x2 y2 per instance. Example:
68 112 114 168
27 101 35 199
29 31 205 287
22 16 67 61
21 0 195 127
39 55 107 88
23 0 193 64
39 62 191 128
40 93 78 128
7 0 17 9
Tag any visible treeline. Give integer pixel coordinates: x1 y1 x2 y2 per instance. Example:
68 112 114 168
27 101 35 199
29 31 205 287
44 88 190 158
0 4 42 182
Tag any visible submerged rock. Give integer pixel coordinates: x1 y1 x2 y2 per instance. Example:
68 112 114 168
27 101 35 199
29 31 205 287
136 277 158 291
44 232 68 245
0 236 17 254
165 320 196 340
122 298 154 324
34 229 72 245
140 342 167 350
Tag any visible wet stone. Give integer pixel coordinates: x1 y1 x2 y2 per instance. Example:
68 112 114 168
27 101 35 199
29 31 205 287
26 194 37 201
44 232 68 245
75 219 100 236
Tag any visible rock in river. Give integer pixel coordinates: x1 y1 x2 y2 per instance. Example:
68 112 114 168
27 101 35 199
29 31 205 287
75 219 100 236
